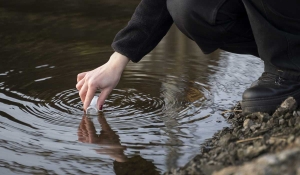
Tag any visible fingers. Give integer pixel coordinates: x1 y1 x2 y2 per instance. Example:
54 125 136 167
76 78 85 91
97 89 111 109
83 82 97 111
77 72 87 82
79 82 88 103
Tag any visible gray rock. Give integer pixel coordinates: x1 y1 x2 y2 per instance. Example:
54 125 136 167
243 119 254 129
251 112 271 122
213 148 300 175
273 97 297 117
288 118 295 127
279 119 285 125
250 124 261 132
245 145 267 158
287 135 295 144
293 111 300 118
219 134 237 147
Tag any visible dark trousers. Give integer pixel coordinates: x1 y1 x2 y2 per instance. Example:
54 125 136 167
167 0 300 77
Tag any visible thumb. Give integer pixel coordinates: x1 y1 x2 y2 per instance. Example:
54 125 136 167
97 88 112 110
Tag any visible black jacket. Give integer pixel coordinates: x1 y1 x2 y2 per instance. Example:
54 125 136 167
111 0 173 63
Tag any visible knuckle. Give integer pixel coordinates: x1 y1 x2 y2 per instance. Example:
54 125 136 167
87 80 96 87
79 90 85 96
75 84 80 90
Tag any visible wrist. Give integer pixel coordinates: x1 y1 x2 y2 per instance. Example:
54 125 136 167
108 52 130 73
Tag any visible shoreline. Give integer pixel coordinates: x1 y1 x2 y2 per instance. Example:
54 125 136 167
166 97 300 175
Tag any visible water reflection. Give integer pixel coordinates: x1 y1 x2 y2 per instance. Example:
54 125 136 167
78 114 161 175
78 115 127 162
0 0 263 174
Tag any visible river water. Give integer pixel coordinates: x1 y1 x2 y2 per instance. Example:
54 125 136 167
0 1 263 174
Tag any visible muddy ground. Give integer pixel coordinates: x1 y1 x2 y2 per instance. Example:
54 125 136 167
166 97 300 175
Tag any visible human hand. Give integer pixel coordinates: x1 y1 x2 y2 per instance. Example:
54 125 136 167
76 52 130 111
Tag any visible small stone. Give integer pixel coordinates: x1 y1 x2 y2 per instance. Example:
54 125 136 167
294 111 300 117
243 119 254 129
201 146 210 154
287 135 295 144
261 122 267 129
237 149 245 159
256 154 278 165
283 113 292 119
268 138 276 145
250 124 261 132
296 118 300 125
281 97 297 110
236 114 242 119
216 152 227 161
273 118 279 126
273 97 297 117
245 145 267 158
295 137 300 145
279 119 285 125
289 118 295 127
257 112 271 122
207 160 216 165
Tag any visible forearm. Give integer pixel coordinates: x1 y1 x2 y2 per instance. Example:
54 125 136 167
112 0 173 63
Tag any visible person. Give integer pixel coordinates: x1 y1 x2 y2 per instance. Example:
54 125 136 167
76 0 300 114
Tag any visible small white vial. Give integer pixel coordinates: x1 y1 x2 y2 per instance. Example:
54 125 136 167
86 96 100 114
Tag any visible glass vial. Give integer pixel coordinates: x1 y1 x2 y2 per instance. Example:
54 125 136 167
86 96 100 114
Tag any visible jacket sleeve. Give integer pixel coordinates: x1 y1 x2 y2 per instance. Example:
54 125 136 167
111 0 173 63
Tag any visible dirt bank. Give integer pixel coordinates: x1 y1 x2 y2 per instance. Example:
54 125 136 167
166 97 300 175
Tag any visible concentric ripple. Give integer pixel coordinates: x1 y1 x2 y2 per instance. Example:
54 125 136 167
0 5 264 173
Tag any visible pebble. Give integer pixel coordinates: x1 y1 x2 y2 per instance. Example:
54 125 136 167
243 119 254 129
250 124 261 132
293 111 300 118
279 119 285 125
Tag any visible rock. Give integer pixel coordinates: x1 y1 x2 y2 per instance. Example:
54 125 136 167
243 119 254 129
237 149 245 160
296 118 300 125
169 98 300 175
260 122 267 129
287 135 295 144
294 137 300 145
219 134 238 147
284 113 292 119
201 146 211 154
279 119 285 125
273 97 297 117
250 124 261 132
248 112 271 122
213 148 300 175
245 145 267 158
293 111 300 117
288 118 295 127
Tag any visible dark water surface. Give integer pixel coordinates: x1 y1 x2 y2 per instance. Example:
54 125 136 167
0 1 263 174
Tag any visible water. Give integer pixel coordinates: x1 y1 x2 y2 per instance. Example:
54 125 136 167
0 1 263 174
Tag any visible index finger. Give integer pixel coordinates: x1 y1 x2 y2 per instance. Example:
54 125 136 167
77 72 87 82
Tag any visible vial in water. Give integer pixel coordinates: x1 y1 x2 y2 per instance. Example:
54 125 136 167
86 96 100 114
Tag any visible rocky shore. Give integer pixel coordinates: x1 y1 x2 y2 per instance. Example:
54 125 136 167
166 97 300 175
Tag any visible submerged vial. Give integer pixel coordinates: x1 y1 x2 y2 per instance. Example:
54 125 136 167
86 96 100 115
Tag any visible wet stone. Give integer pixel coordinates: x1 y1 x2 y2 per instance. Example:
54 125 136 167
243 119 254 129
279 119 285 125
273 97 297 117
293 111 300 118
250 124 261 132
289 118 295 127
219 134 236 147
171 97 300 175
287 135 295 144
